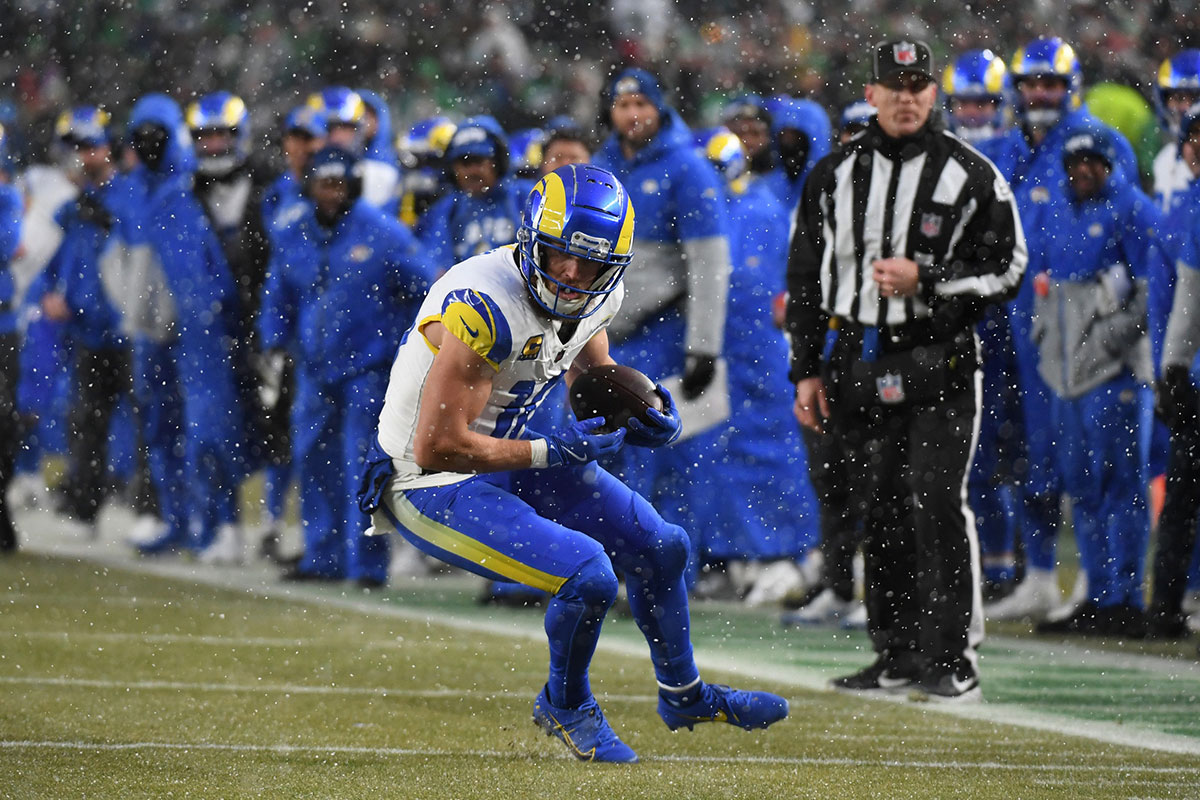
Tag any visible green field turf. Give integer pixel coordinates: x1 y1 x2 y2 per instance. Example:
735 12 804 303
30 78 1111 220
4 550 1200 800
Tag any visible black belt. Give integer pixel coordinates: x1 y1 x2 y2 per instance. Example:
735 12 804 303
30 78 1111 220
831 316 943 355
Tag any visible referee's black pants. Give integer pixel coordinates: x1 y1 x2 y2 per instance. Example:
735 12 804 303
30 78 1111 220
830 378 983 675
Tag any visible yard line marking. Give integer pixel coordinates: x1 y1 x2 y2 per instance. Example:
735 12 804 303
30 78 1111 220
1 740 1198 773
0 675 658 703
15 537 1200 757
11 631 411 649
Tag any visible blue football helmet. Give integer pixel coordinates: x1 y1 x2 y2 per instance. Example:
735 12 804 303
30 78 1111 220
397 116 457 170
509 128 546 178
307 87 365 127
282 106 328 139
943 50 1011 142
1156 50 1200 135
55 106 111 148
1010 37 1082 129
517 164 635 320
186 91 250 175
698 127 747 182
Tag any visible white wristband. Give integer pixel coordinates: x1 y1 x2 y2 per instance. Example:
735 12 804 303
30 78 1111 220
529 438 550 469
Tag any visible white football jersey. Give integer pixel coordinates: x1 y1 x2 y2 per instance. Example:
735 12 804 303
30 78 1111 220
377 245 623 488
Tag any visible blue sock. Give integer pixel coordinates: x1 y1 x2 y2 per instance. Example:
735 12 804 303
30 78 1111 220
544 554 618 709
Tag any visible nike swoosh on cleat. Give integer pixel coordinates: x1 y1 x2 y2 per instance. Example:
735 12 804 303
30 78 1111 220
949 676 977 694
877 673 913 689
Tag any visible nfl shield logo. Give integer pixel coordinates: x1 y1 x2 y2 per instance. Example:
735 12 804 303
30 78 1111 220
894 43 918 65
920 213 942 238
877 372 906 404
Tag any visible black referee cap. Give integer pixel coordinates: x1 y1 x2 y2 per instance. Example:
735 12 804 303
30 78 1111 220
873 40 934 84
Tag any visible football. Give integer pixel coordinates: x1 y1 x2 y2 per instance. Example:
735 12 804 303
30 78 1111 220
569 364 665 433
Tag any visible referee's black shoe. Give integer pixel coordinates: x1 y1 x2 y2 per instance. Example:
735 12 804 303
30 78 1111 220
911 665 982 704
830 650 922 694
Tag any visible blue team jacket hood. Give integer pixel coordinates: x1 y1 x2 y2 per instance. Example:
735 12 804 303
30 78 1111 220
127 93 196 175
771 98 831 175
357 89 397 165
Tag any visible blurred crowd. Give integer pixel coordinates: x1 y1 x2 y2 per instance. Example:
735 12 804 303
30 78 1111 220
0 2 1199 651
2 1 1195 163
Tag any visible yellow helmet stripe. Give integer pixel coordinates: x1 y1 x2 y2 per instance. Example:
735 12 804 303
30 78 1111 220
222 96 246 127
1053 42 1077 75
535 171 567 238
984 56 1007 94
1159 58 1174 89
942 64 957 95
615 197 635 256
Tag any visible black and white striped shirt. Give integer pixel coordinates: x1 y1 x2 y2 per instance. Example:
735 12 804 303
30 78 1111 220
786 118 1027 382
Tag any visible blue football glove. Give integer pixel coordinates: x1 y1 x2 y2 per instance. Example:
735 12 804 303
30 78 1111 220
540 417 626 467
624 384 683 448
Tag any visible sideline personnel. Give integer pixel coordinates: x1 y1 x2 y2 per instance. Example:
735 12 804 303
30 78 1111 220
786 40 1027 702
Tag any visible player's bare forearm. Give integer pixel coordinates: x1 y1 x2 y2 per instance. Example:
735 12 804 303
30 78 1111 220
413 328 540 473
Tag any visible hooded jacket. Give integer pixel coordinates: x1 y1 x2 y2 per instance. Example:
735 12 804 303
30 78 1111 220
260 196 433 387
357 89 401 212
1027 164 1165 399
594 107 733 355
761 98 832 213
0 183 21 336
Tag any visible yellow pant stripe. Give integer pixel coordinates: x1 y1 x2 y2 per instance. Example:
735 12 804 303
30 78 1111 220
389 492 567 594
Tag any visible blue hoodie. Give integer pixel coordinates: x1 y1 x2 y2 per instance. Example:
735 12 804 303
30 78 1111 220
260 196 433 387
1023 160 1165 398
357 89 401 212
41 177 132 349
125 94 243 446
762 98 832 213
0 182 22 336
593 107 732 357
986 106 1139 383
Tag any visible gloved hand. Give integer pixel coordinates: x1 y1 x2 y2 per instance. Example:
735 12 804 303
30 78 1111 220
1156 364 1199 432
538 417 626 467
681 353 717 399
76 192 113 232
625 384 682 448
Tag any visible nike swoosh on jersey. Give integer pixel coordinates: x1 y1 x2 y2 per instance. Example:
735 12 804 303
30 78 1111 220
462 320 480 337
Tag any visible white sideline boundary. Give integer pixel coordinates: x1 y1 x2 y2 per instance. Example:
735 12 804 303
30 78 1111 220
12 528 1200 759
1 739 1198 774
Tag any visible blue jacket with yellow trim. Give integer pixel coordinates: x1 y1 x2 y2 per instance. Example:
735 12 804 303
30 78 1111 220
417 177 532 272
0 182 23 336
260 197 434 386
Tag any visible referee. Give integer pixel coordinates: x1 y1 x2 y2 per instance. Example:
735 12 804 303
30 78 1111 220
786 40 1026 702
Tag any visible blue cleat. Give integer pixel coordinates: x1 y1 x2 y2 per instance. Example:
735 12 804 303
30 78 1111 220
532 686 638 763
657 683 789 732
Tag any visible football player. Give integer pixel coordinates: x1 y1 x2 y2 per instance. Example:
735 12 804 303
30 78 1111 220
358 163 788 762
